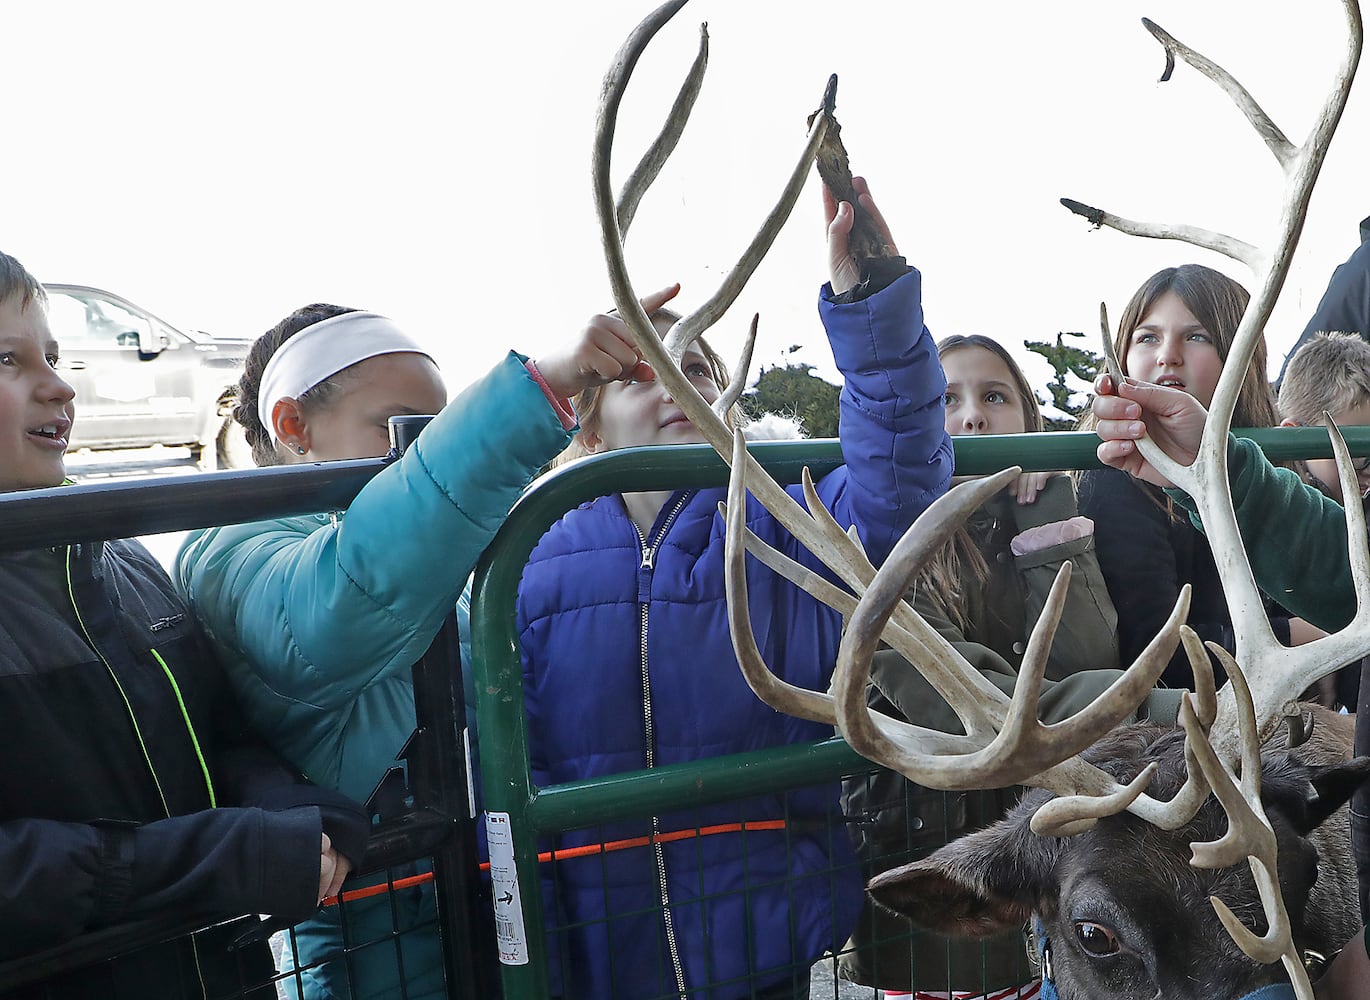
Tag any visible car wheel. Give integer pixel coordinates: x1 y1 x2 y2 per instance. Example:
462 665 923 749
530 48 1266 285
215 416 254 470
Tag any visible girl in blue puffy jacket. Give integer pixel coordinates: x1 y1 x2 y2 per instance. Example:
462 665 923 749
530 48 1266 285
516 178 955 1000
173 301 665 1000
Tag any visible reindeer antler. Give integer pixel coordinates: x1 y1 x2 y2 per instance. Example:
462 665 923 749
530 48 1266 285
596 0 1243 847
1062 6 1365 995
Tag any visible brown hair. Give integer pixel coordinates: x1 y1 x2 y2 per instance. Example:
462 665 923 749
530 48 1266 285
909 334 1045 632
0 252 46 312
1279 332 1370 426
236 303 361 466
1080 264 1279 516
1110 264 1278 429
553 307 740 466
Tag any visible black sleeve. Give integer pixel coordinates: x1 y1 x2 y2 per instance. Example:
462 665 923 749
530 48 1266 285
207 690 370 868
1277 216 1370 383
0 806 322 960
1078 468 1232 686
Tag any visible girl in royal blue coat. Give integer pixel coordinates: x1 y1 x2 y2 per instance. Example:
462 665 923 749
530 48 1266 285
516 179 955 999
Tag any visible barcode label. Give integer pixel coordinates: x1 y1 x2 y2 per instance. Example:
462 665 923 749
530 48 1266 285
485 811 529 965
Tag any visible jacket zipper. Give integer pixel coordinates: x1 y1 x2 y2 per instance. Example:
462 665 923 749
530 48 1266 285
66 545 211 1000
633 493 692 1000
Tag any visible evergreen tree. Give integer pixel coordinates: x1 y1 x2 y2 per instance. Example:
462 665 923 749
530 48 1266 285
1024 331 1105 430
741 362 841 438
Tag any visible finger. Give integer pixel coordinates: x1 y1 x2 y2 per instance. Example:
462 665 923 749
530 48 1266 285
1097 438 1138 466
1091 395 1141 421
827 200 854 240
640 282 681 316
822 184 838 227
1094 372 1116 396
627 359 656 382
326 858 350 900
1094 416 1147 442
851 177 898 254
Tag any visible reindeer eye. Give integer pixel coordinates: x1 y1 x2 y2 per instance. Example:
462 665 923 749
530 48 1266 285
1073 921 1121 957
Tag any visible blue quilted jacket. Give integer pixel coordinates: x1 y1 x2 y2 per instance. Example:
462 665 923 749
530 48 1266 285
174 353 573 1000
516 271 954 998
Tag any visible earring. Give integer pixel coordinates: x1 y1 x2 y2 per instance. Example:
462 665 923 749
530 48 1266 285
295 444 307 455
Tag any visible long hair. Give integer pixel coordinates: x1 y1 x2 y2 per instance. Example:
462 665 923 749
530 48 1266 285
911 335 1044 632
1079 265 1280 516
1110 264 1277 429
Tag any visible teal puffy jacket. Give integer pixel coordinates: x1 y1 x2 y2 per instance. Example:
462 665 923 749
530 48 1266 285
174 352 573 1000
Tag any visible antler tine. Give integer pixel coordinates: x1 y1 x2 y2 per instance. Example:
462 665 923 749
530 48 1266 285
616 21 708 241
1238 419 1370 732
1061 199 1262 270
1140 17 1296 169
831 470 1187 790
663 110 831 360
712 314 758 421
723 429 838 724
594 3 856 580
1033 624 1216 835
1182 650 1310 995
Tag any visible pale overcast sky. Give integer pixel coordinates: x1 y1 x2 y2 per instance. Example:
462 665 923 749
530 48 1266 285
9 1 1368 401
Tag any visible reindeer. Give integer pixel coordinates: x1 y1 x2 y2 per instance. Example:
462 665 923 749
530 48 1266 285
593 2 1365 998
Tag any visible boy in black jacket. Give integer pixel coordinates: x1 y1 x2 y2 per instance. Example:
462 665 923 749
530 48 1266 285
0 250 368 999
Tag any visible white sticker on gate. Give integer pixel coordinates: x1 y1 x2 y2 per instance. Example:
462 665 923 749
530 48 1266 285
484 811 529 965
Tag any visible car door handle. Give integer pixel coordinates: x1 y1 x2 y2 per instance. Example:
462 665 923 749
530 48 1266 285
65 360 88 370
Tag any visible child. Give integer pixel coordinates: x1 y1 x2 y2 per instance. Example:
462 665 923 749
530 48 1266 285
173 295 664 998
1279 332 1370 710
841 335 1184 1000
0 254 368 999
1078 264 1326 687
515 177 954 1000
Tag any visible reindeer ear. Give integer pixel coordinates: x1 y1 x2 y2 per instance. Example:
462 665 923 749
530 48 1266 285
1262 755 1370 834
1301 756 1370 832
866 817 1047 939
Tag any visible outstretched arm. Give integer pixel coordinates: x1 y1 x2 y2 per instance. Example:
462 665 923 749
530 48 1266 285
813 177 954 565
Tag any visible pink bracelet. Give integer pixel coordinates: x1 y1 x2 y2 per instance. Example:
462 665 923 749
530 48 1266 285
525 360 577 431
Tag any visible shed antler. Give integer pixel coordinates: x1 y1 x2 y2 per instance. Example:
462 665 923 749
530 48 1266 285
1059 6 1365 995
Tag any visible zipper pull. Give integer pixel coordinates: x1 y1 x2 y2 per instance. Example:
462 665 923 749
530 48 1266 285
641 546 656 571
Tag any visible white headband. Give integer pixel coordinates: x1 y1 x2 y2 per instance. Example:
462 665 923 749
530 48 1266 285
256 312 433 441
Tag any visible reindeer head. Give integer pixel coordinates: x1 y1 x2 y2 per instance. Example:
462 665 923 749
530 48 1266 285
869 714 1370 1000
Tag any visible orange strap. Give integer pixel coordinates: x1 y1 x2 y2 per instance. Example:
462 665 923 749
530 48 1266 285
323 819 787 908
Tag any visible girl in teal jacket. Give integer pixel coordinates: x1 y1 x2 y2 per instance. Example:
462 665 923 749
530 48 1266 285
174 298 667 1000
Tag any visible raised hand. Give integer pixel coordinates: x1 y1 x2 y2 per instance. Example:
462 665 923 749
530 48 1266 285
824 176 898 296
1091 372 1208 488
533 284 682 398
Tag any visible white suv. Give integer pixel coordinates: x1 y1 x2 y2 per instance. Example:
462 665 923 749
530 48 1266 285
43 284 253 468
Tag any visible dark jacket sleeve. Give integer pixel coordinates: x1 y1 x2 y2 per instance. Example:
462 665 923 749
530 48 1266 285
1168 436 1360 632
1278 215 1370 382
0 806 323 960
208 684 370 868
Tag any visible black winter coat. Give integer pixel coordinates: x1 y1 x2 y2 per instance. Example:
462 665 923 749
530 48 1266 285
1078 466 1292 687
0 540 368 1000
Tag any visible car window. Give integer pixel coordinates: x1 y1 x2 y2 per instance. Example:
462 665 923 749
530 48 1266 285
46 292 148 349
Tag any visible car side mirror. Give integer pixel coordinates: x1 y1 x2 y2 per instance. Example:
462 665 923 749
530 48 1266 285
136 323 167 357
